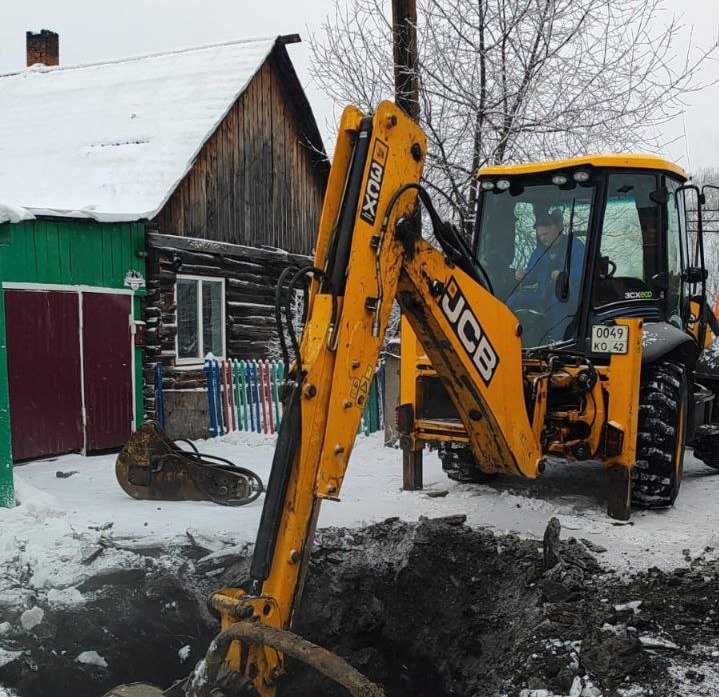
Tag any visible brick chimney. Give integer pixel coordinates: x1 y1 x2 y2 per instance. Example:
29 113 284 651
26 30 59 67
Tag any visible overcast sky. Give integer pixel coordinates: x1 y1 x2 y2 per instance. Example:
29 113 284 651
1 0 717 173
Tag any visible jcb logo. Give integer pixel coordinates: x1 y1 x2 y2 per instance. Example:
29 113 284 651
440 278 499 385
360 140 388 225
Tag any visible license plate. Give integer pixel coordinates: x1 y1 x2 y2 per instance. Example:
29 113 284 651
591 325 629 354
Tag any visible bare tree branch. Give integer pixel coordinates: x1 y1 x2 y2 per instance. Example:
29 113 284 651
310 0 719 232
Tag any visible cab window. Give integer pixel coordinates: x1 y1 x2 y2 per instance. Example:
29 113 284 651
593 173 661 306
666 179 686 326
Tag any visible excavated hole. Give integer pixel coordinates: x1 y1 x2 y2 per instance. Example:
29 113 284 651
2 518 718 697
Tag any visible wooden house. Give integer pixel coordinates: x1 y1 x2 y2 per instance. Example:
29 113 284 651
0 31 327 503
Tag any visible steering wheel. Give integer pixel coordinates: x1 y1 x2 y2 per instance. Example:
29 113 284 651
512 308 546 346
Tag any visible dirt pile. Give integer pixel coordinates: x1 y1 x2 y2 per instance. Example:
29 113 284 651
1 517 718 697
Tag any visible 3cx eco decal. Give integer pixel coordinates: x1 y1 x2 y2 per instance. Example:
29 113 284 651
440 277 499 385
360 139 389 225
624 290 655 300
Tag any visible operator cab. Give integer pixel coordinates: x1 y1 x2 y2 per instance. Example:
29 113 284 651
474 155 699 352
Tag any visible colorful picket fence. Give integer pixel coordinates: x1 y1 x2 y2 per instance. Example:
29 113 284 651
201 358 384 438
203 359 284 436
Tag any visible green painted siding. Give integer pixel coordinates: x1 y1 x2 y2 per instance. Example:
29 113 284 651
0 219 145 290
0 226 12 507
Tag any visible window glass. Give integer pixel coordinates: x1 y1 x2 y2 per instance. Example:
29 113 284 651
666 182 683 326
177 278 199 359
202 280 224 356
477 180 594 347
593 173 660 306
176 276 224 361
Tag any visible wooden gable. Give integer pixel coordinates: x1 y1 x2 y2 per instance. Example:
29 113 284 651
151 44 328 256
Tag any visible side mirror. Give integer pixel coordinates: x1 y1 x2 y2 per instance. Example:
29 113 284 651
683 267 708 284
555 270 570 302
649 187 670 204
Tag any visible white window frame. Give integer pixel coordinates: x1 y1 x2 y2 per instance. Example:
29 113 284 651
175 274 226 365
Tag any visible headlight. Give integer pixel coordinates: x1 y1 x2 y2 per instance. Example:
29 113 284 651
480 180 495 191
573 169 591 183
496 179 511 191
552 174 568 186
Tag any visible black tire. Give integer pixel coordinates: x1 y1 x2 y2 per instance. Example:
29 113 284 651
631 360 688 508
438 443 497 484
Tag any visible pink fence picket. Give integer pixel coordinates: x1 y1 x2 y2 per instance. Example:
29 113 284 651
258 360 269 434
221 360 231 433
263 361 275 433
225 360 236 432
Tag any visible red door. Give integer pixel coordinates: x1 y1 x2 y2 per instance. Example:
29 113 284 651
5 290 84 460
82 293 133 451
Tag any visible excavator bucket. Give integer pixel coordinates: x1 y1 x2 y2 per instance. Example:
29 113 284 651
116 421 263 506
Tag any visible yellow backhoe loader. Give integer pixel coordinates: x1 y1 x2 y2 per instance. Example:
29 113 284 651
115 100 719 697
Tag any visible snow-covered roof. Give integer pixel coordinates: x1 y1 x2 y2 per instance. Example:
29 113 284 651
0 37 299 223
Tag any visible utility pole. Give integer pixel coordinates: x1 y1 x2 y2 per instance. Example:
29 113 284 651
393 0 424 491
392 0 419 121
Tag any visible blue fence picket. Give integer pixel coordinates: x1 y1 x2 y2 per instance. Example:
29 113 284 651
236 360 242 431
204 359 218 437
213 359 225 436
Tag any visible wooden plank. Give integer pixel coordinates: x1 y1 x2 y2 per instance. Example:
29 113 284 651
45 221 63 285
17 221 38 282
98 224 112 284
206 134 219 240
231 98 241 245
57 223 72 284
262 63 273 248
222 103 234 240
33 220 52 283
248 74 259 248
284 83 294 253
270 64 281 250
233 98 243 245
147 232 309 265
197 156 208 238
180 175 191 237
291 109 300 254
120 223 134 282
242 83 253 246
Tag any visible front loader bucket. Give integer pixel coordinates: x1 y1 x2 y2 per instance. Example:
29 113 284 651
116 421 263 506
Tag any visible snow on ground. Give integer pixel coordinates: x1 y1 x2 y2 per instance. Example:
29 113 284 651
2 431 718 599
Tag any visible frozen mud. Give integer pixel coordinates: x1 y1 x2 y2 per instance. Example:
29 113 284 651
1 517 718 697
